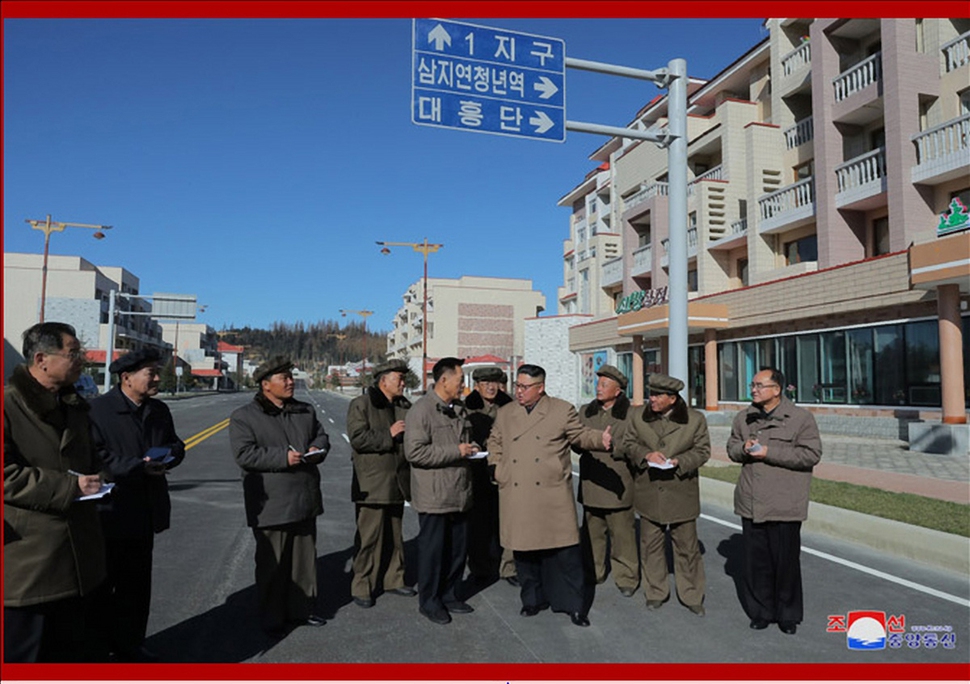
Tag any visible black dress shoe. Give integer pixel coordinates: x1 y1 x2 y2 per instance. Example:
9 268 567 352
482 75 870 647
778 621 798 635
419 606 452 625
352 596 375 608
303 614 326 627
387 586 417 597
444 601 474 614
749 618 770 630
569 612 591 627
503 576 520 587
520 602 550 617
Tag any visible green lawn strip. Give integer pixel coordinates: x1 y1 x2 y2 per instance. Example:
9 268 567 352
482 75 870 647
700 464 970 538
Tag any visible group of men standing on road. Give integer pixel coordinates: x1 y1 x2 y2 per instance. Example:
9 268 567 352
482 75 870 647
5 322 183 662
4 321 822 661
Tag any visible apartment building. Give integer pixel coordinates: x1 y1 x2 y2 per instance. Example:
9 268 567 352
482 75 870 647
3 252 168 385
386 275 546 386
158 321 223 388
543 18 969 452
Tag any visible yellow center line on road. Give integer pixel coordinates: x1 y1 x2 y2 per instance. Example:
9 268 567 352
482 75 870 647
184 418 230 450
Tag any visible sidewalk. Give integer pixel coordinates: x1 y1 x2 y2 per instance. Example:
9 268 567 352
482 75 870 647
706 425 969 506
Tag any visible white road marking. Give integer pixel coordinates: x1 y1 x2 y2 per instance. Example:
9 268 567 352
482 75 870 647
328 417 334 424
342 433 349 443
699 513 970 608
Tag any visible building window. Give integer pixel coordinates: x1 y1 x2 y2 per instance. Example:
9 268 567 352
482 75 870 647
794 159 814 181
960 88 970 115
847 328 874 403
719 341 738 402
738 258 749 286
577 227 587 244
688 345 705 408
687 268 698 292
905 320 941 405
785 234 818 265
872 217 890 256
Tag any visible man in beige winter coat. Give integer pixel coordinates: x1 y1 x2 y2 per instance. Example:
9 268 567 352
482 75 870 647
488 364 612 628
727 367 821 636
404 357 479 625
620 373 710 616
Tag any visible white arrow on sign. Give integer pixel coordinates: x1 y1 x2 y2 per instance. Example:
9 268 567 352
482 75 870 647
428 24 451 51
533 76 559 100
529 110 554 134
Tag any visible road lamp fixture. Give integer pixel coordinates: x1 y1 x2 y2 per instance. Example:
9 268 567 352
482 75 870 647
339 309 374 375
375 238 443 393
26 214 112 323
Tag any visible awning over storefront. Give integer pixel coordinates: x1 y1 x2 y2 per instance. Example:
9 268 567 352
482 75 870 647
910 231 970 292
616 302 729 338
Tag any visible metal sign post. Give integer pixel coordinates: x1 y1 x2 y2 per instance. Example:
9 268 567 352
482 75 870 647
410 19 690 396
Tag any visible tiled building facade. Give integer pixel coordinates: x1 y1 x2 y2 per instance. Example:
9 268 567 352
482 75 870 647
544 18 968 450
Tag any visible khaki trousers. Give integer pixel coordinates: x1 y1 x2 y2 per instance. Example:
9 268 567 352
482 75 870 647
352 503 406 599
581 506 639 591
640 518 705 607
252 519 318 630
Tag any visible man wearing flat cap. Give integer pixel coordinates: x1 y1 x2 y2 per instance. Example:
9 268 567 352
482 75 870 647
464 366 516 587
346 358 414 608
230 356 330 635
88 347 185 661
576 364 638 598
619 373 710 616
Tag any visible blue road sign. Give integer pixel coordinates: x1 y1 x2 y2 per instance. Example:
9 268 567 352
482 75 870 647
412 18 566 143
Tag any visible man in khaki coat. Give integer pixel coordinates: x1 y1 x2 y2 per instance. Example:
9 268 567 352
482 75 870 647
576 365 638 597
404 357 479 625
727 367 821 636
620 373 710 616
488 364 612 628
346 359 414 608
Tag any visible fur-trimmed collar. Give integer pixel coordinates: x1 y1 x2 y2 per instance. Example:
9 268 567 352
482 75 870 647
253 391 310 416
584 392 630 420
8 363 87 420
464 389 512 411
642 395 689 424
367 385 412 410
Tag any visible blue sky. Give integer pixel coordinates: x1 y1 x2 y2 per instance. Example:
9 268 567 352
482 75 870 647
4 17 767 334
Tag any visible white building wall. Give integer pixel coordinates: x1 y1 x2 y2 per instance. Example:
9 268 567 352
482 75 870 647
523 314 591 408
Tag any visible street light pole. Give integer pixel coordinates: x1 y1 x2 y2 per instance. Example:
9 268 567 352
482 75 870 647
376 238 443 393
339 309 374 375
26 214 112 323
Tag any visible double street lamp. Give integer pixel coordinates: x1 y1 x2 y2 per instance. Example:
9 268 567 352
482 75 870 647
339 309 374 375
376 239 443 393
26 214 112 323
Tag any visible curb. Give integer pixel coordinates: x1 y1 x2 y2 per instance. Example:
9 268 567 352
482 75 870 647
700 478 970 575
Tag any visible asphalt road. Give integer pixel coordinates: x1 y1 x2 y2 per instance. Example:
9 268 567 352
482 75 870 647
147 390 969 666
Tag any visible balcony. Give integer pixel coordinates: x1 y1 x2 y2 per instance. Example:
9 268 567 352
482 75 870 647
631 245 652 277
783 117 814 150
758 177 815 234
779 41 812 95
601 257 623 288
833 52 882 102
942 30 970 73
687 165 724 196
835 148 887 209
624 181 668 215
659 229 698 267
708 217 749 251
911 113 970 185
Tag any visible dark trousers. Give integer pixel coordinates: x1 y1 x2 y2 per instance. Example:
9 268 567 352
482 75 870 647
416 511 468 613
98 535 154 656
4 594 103 662
466 462 502 580
252 518 318 630
352 503 406 599
741 518 804 624
514 544 585 614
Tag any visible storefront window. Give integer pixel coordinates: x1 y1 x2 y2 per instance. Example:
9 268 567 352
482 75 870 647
720 341 738 402
796 335 819 403
905 320 941 405
874 324 905 404
820 331 848 403
688 345 705 408
847 328 874 404
740 341 758 400
616 352 634 400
